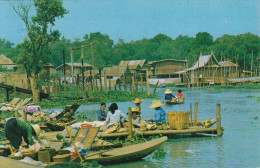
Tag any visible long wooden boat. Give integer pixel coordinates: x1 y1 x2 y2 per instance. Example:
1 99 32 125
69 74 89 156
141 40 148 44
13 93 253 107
165 98 185 104
85 136 168 165
45 119 76 131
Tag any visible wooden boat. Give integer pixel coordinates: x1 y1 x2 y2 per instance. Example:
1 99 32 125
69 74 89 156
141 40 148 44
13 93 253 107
45 119 76 131
165 97 185 104
85 136 168 165
55 104 80 121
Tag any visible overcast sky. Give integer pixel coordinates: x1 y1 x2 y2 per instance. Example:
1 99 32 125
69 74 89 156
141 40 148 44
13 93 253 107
0 0 259 45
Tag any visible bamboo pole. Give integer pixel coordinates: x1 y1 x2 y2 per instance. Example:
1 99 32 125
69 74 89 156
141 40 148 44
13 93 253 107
63 50 66 97
63 123 83 162
118 80 121 91
108 78 111 91
146 69 150 96
99 70 102 92
58 77 61 95
132 76 135 93
104 75 108 93
124 76 127 91
190 103 192 126
141 75 143 92
216 104 223 136
70 48 74 84
47 79 50 99
153 80 159 95
194 102 198 126
81 47 85 92
127 107 133 140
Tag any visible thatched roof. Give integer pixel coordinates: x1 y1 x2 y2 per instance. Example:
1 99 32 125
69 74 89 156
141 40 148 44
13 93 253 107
0 54 15 65
218 61 239 67
148 59 188 65
119 60 146 69
176 51 219 74
102 65 128 76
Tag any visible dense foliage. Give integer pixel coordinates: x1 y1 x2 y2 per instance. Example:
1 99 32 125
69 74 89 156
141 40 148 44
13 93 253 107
1 32 259 71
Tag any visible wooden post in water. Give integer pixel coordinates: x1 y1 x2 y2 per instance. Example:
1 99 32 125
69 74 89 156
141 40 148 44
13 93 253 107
47 79 50 99
146 69 150 96
129 83 132 92
127 107 133 140
216 104 223 136
194 102 198 126
104 75 108 93
190 103 193 126
63 50 66 97
58 77 61 95
141 75 143 92
132 76 135 93
153 80 159 95
124 76 127 91
118 80 121 91
99 70 103 92
108 78 111 91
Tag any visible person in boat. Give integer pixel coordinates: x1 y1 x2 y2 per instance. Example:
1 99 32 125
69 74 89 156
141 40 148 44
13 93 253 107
132 98 143 113
106 103 127 128
127 107 141 127
176 89 183 98
165 89 176 101
97 102 107 121
4 117 41 153
149 100 167 124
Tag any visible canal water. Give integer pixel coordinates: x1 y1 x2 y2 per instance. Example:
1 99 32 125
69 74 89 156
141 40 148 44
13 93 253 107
73 87 260 168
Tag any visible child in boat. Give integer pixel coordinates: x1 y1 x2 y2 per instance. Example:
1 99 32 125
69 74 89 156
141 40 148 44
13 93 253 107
106 103 127 128
5 118 41 153
149 100 167 124
165 89 176 101
127 107 141 127
132 98 143 113
97 102 107 121
176 89 183 98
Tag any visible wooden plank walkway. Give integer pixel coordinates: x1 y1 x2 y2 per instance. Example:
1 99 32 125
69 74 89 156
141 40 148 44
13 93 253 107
0 83 49 101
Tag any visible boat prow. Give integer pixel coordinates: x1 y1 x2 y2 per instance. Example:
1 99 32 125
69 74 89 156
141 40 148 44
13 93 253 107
85 136 168 165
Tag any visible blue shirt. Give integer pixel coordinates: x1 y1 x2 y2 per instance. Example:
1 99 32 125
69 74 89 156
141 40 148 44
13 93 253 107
154 107 167 123
97 108 107 121
165 94 175 101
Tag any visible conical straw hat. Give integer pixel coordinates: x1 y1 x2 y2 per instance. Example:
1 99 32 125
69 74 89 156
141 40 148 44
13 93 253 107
133 98 143 103
127 107 141 114
149 100 164 108
165 89 172 94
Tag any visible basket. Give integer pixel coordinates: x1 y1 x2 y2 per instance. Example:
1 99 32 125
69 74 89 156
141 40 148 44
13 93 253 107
167 111 190 130
52 153 71 162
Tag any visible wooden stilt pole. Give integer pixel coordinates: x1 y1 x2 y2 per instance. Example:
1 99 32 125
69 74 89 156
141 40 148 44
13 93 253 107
104 75 108 93
153 80 159 95
194 102 198 126
127 107 133 140
141 75 143 92
146 69 150 96
216 104 223 136
190 103 192 126
109 78 111 91
63 50 66 97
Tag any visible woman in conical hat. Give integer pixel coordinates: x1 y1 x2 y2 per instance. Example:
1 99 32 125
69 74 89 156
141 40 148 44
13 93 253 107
149 100 166 124
132 98 143 113
4 118 41 153
164 89 176 101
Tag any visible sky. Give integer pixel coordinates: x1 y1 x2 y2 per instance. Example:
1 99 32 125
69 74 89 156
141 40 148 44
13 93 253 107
0 0 259 45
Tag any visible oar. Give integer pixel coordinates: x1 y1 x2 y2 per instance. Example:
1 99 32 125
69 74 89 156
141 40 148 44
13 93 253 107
63 122 83 162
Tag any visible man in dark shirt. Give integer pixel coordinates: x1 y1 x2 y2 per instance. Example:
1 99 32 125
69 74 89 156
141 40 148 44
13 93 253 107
97 102 107 121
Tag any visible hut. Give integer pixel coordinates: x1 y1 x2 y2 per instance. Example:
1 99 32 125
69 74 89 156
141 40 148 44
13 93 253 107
102 65 131 85
0 54 16 70
56 63 92 75
177 51 240 86
147 59 188 84
119 60 147 82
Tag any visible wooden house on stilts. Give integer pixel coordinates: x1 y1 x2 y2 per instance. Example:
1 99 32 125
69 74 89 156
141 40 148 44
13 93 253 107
176 51 240 86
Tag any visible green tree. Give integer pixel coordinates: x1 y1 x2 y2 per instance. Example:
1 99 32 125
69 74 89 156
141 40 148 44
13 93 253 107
12 0 68 102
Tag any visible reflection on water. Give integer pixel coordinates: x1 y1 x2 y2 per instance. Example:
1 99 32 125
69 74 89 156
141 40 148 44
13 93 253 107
60 87 259 168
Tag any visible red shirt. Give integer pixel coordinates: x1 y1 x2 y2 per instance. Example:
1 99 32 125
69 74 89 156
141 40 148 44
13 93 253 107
177 93 183 97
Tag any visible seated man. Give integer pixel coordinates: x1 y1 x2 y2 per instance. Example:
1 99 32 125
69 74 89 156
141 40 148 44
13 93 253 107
97 102 107 121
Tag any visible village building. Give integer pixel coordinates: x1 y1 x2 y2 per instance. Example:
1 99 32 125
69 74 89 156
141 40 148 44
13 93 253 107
176 51 240 86
101 65 131 85
119 60 147 82
56 63 92 75
0 54 16 70
147 59 188 84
